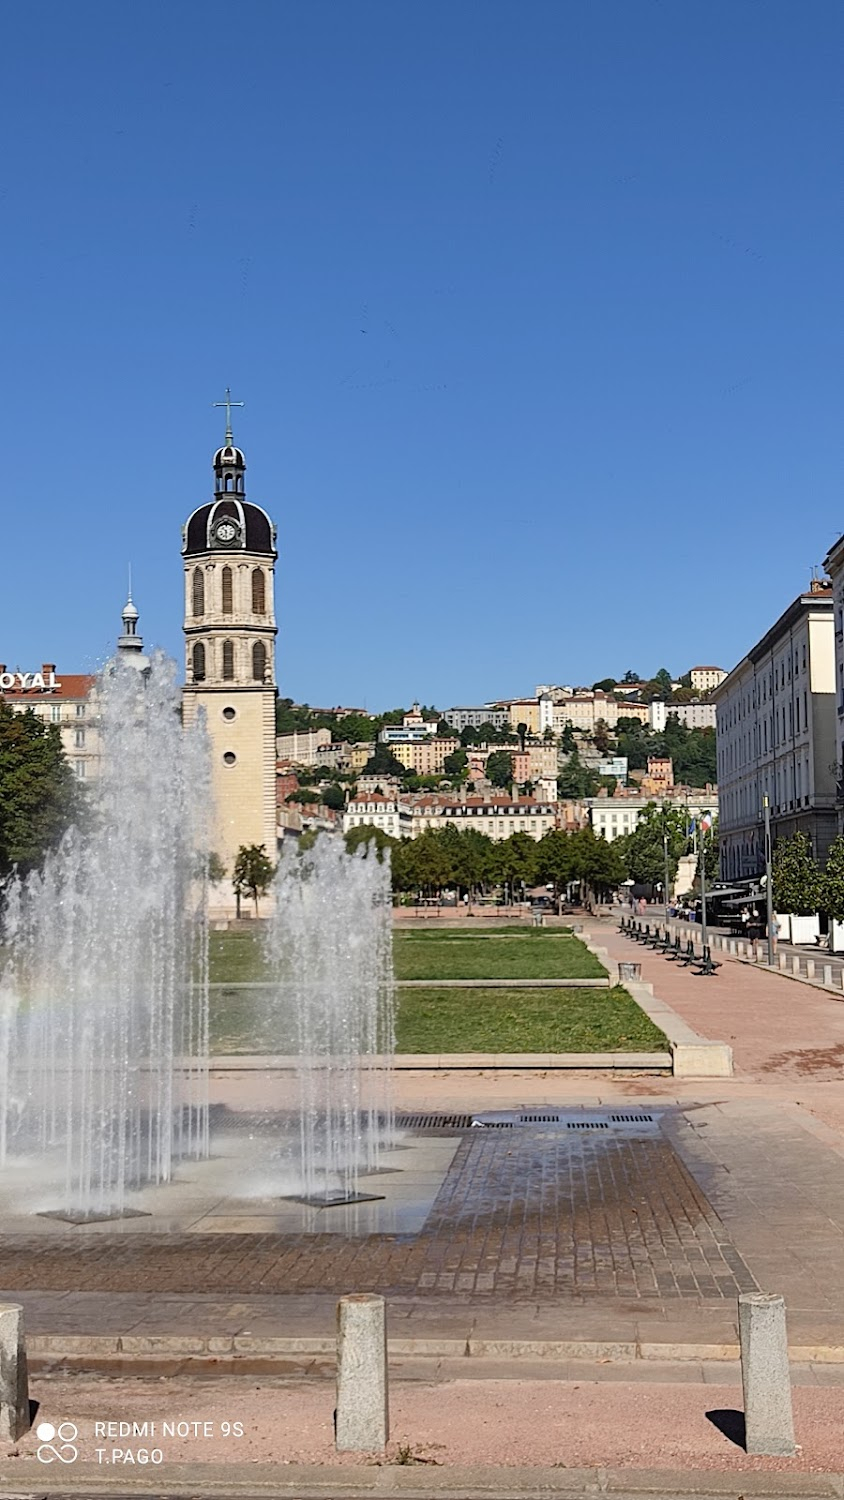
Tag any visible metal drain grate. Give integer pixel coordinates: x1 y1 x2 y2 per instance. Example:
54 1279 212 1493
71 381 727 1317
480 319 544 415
470 1110 658 1132
393 1110 658 1133
395 1112 474 1130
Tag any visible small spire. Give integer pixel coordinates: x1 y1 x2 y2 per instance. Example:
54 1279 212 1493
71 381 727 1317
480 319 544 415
213 386 245 445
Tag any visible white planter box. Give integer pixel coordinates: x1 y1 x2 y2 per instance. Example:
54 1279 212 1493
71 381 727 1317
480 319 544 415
830 919 844 954
788 913 820 946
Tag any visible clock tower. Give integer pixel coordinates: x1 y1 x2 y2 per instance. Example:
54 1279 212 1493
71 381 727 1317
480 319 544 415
182 397 278 893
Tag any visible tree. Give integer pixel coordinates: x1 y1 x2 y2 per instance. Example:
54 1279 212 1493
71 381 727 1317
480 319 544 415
285 787 320 804
616 803 688 889
655 667 673 692
362 742 407 779
344 824 396 860
321 783 345 811
821 835 844 920
557 751 599 798
442 749 468 779
559 722 576 754
592 678 617 692
0 702 80 878
535 829 575 893
232 843 275 917
772 831 822 916
486 749 514 788
436 719 453 737
579 829 626 900
593 718 612 756
622 669 640 684
207 852 227 883
491 832 537 893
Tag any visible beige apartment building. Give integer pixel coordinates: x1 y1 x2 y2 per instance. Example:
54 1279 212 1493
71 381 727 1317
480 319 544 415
691 666 727 694
276 726 331 764
0 664 97 782
390 737 460 775
343 795 414 839
586 789 719 844
411 795 557 840
714 582 836 878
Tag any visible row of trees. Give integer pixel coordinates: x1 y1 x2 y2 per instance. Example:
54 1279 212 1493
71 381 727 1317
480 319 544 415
344 822 627 901
772 831 844 920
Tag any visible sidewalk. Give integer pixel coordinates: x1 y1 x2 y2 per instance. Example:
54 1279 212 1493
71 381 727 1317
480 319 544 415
4 1367 844 1481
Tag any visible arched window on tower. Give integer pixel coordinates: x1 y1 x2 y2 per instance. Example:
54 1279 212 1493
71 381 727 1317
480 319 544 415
222 640 234 680
192 642 206 682
252 641 267 682
236 476 243 492
192 567 204 617
252 567 266 613
224 475 233 491
221 565 233 615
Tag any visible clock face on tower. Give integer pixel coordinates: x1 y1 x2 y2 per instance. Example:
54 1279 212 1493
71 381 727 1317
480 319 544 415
213 518 240 547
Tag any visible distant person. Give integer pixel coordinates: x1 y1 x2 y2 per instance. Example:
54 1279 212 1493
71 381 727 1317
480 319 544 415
769 914 781 957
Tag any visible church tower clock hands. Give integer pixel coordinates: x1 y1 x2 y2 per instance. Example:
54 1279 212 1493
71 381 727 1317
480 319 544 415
182 392 279 896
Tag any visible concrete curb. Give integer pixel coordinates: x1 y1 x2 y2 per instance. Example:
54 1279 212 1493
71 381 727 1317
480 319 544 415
0 1460 842 1498
23 1333 844 1364
209 1053 673 1073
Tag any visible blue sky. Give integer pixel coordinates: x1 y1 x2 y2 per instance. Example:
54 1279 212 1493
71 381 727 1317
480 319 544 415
2 1 842 708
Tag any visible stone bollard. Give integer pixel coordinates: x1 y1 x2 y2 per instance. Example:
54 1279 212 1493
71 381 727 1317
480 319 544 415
806 958 815 980
0 1303 30 1442
335 1294 389 1452
824 964 833 987
738 1293 796 1457
792 955 801 976
779 953 788 971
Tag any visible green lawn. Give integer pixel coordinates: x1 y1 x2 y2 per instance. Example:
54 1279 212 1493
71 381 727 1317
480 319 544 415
393 932 606 981
395 987 668 1054
209 930 268 983
208 927 605 985
209 983 667 1056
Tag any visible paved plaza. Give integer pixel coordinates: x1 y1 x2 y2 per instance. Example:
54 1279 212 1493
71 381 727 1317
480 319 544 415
4 913 844 1484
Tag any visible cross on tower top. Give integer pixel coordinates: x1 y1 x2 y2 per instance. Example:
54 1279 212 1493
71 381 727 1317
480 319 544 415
213 387 245 444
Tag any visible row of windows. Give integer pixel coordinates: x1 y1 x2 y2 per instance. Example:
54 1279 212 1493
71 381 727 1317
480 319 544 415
192 566 266 617
192 640 268 682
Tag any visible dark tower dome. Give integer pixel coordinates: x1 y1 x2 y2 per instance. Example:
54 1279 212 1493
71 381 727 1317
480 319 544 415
213 444 246 473
182 388 278 558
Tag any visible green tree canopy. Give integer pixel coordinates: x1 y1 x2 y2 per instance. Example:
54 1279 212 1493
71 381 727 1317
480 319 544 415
321 783 345 811
0 703 79 878
821 835 844 920
363 742 408 779
486 749 514 788
772 831 822 916
344 824 396 860
232 843 276 916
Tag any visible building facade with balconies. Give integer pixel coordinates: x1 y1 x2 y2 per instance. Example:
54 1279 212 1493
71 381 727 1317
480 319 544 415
713 581 836 880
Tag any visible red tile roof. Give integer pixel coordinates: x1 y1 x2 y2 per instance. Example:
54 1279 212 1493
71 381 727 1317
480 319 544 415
0 673 95 700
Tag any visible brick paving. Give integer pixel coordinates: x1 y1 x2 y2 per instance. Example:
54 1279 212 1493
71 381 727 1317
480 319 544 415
0 1125 756 1302
594 913 844 1080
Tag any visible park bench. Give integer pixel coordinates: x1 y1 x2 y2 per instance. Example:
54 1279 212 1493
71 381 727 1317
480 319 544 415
679 937 698 965
665 935 683 961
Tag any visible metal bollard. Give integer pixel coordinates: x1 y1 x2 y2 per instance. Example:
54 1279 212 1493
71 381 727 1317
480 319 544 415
335 1294 389 1452
738 1293 796 1457
0 1303 29 1442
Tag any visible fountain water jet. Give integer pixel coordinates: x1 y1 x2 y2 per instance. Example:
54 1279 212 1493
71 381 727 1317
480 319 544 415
0 650 210 1220
265 836 396 1205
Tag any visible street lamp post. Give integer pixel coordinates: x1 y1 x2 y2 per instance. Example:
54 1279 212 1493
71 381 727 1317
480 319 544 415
663 826 671 926
764 794 774 965
700 826 708 953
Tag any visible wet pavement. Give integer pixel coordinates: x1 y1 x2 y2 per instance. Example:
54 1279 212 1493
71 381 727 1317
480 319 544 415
0 1118 757 1301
